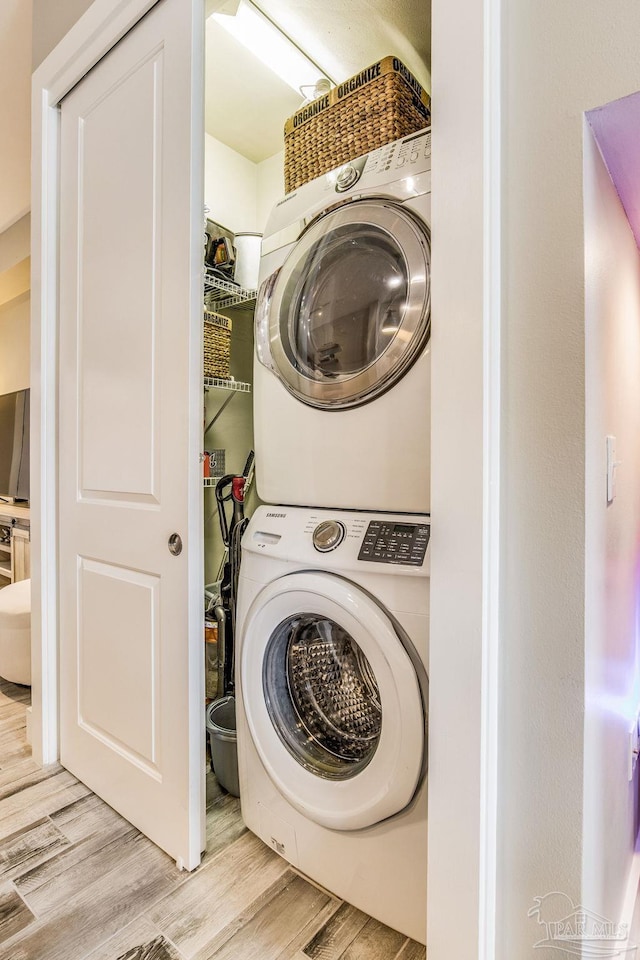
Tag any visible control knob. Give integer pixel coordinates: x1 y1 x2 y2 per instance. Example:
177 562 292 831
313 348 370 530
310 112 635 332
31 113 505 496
335 164 359 192
312 520 345 552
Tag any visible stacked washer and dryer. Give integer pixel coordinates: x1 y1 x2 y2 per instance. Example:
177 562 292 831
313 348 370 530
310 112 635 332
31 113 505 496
235 128 432 944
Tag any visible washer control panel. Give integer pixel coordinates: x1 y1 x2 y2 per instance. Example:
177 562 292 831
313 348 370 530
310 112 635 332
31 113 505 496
358 520 430 566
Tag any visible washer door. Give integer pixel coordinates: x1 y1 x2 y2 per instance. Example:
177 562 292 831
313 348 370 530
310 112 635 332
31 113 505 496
240 571 426 830
260 199 430 410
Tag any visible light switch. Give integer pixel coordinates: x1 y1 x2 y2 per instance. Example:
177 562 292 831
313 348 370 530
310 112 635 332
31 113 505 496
606 435 618 504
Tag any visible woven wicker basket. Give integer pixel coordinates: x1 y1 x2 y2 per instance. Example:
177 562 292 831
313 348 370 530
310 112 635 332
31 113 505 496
203 312 232 379
284 56 431 194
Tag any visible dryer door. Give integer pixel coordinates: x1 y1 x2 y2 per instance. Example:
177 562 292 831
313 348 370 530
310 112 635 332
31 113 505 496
258 199 430 409
240 571 426 830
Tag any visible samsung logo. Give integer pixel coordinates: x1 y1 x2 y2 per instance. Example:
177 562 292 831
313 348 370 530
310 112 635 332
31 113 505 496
266 512 286 518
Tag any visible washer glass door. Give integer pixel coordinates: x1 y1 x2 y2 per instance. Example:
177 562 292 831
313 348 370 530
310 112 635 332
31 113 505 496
265 199 430 409
263 612 382 781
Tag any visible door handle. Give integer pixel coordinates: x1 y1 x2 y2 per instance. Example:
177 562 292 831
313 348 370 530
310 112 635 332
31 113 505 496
168 533 183 556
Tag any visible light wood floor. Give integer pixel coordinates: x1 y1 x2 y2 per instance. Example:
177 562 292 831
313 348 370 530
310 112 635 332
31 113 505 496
0 678 426 960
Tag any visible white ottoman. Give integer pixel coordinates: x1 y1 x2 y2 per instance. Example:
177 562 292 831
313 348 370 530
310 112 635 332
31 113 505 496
0 579 31 686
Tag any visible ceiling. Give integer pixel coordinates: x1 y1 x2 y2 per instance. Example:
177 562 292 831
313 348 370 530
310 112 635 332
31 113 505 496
205 18 301 163
256 0 430 90
205 0 431 164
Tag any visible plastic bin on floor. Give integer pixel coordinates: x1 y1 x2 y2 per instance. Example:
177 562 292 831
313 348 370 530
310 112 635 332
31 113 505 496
206 695 239 797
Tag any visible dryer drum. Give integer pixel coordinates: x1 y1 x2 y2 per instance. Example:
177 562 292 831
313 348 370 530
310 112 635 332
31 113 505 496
262 613 382 780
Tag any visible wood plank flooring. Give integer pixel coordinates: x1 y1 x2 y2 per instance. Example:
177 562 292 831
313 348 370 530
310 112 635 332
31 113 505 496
0 678 426 960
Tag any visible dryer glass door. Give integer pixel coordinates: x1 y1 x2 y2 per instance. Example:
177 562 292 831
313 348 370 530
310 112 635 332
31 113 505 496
266 199 430 409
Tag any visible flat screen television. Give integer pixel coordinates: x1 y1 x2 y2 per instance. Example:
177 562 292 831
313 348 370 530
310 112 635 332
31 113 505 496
0 389 29 502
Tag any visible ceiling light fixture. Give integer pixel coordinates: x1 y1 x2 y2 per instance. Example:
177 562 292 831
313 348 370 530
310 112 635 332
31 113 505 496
211 0 333 95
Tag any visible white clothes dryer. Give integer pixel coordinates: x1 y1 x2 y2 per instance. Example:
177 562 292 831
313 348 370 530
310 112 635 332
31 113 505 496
254 128 431 514
235 504 429 943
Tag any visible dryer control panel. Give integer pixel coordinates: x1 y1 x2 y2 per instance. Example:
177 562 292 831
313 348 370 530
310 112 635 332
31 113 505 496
358 520 430 566
264 128 431 245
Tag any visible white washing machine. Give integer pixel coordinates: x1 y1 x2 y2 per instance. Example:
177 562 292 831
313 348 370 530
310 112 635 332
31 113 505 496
235 505 429 943
254 128 431 514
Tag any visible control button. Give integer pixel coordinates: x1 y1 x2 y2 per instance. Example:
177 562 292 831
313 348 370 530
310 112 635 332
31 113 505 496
312 520 345 553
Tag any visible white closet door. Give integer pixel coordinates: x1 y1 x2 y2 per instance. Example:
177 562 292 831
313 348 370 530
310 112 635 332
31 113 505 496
58 0 204 869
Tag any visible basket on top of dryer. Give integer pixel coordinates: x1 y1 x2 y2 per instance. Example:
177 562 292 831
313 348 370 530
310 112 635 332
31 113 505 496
253 127 431 515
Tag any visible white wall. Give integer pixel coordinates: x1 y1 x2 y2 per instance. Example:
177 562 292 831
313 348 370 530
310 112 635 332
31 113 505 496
0 231 30 398
498 1 640 955
0 292 30 395
0 215 30 276
32 0 93 67
205 134 258 234
583 128 640 923
205 134 283 235
257 151 284 232
0 259 29 309
0 1 32 234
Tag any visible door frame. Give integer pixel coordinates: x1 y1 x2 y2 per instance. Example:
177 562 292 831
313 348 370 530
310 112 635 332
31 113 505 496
428 0 503 956
30 0 503 954
30 0 205 769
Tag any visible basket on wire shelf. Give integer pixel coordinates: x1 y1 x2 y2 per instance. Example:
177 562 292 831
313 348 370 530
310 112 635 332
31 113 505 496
204 311 232 380
283 55 431 194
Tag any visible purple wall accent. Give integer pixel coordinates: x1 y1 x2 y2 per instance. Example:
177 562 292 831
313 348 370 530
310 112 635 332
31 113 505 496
586 91 640 250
